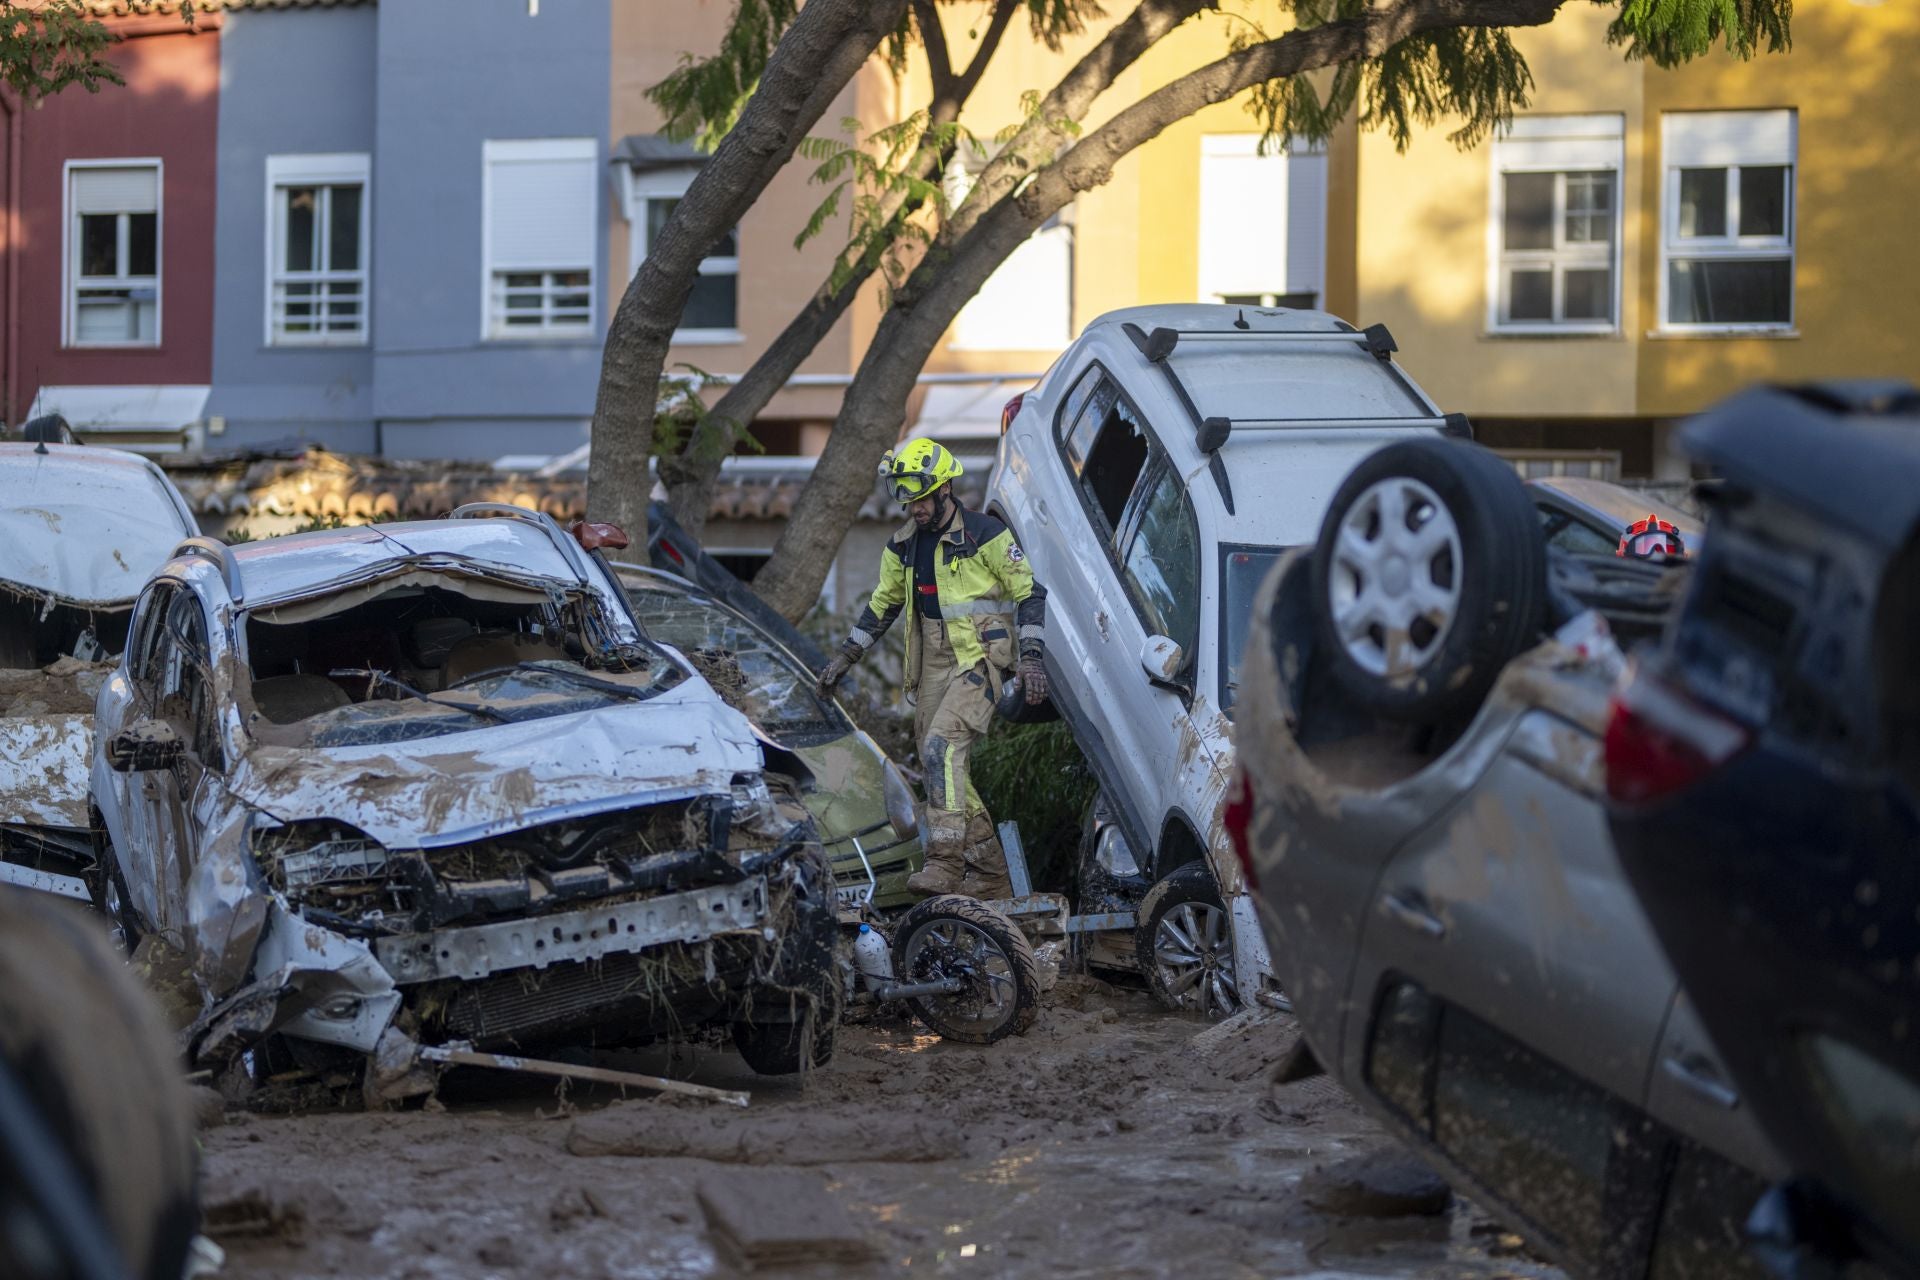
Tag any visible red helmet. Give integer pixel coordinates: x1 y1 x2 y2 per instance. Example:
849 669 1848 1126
1617 513 1688 560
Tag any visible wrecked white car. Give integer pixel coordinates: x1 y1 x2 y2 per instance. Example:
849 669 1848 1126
1 440 199 902
90 506 838 1091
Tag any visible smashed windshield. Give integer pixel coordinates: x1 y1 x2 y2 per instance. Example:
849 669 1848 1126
1220 545 1283 717
626 584 846 740
243 573 682 747
290 659 684 748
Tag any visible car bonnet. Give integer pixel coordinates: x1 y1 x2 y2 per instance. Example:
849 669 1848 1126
227 678 765 849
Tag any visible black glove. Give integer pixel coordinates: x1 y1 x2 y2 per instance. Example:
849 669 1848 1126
817 644 860 695
1019 652 1048 705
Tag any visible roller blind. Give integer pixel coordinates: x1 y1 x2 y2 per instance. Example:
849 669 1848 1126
71 165 158 214
1665 110 1795 167
1198 135 1326 301
485 139 596 271
1494 114 1624 171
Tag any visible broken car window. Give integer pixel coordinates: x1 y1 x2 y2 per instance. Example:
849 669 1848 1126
1120 466 1201 658
626 587 844 740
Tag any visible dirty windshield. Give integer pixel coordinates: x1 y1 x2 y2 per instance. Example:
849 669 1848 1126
625 583 845 740
1169 341 1430 423
1220 545 1282 715
244 575 683 747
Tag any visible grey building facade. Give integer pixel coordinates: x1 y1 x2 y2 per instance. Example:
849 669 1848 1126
206 0 612 460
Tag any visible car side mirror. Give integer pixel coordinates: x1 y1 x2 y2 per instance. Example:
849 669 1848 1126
107 720 184 773
1140 635 1184 684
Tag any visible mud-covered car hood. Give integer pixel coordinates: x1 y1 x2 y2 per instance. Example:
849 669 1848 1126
230 682 765 849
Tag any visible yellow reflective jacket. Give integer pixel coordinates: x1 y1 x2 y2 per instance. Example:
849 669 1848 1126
845 506 1046 699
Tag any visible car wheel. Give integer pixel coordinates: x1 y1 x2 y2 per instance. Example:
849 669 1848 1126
91 840 142 954
730 998 838 1076
1136 862 1240 1019
1310 437 1546 723
0 888 198 1280
890 895 1040 1044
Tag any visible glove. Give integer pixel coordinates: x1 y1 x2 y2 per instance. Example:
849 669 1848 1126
1019 652 1048 705
816 645 859 695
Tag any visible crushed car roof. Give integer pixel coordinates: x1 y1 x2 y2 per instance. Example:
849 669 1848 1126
224 517 588 604
0 443 199 606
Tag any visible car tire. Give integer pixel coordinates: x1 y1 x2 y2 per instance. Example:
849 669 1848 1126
1310 437 1547 723
90 839 142 954
0 888 198 1280
890 894 1040 1044
1136 862 1241 1019
730 998 838 1076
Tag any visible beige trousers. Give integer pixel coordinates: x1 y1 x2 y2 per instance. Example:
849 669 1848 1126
913 617 998 855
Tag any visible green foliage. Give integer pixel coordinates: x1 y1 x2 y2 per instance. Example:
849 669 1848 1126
651 364 758 465
2 0 122 101
1608 0 1791 66
1239 0 1787 154
649 0 800 149
972 719 1096 890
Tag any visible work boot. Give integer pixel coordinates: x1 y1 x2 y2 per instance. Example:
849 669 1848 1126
959 832 1014 902
906 829 965 896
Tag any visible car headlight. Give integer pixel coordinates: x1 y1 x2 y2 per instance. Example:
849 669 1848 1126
882 760 918 840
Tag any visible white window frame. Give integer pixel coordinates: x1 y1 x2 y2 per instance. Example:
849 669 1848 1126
264 153 371 347
624 165 741 345
1196 133 1328 312
1485 115 1624 335
1658 110 1797 334
62 158 163 349
481 138 599 341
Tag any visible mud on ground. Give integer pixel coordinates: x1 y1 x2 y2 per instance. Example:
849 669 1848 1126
199 976 1564 1279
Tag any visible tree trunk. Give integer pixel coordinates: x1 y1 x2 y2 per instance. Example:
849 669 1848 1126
752 0 1574 621
584 0 908 541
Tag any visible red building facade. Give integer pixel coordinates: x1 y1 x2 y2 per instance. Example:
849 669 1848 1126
0 10 220 434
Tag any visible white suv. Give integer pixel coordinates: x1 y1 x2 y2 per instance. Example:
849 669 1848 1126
986 304 1462 1015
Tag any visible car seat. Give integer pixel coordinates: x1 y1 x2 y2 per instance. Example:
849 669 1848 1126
440 630 567 686
251 673 353 725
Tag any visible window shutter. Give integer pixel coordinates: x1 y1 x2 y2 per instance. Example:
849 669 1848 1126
1199 136 1290 299
72 166 158 214
1665 110 1795 168
1493 114 1624 171
486 140 596 271
1285 151 1328 301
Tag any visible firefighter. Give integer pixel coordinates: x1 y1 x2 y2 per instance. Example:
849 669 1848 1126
816 439 1048 900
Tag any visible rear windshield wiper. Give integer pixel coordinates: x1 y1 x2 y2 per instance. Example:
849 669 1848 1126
326 668 511 724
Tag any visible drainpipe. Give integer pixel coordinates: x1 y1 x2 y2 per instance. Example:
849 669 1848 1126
1 83 18 429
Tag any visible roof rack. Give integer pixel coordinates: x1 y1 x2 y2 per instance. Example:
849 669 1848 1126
1125 321 1398 365
448 501 599 587
173 537 247 604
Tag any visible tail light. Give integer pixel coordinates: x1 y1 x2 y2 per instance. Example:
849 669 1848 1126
1000 392 1026 435
1223 767 1258 891
1604 671 1751 805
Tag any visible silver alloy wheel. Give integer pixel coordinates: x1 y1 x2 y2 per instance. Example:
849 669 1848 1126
1152 901 1240 1019
901 916 1018 1037
1327 475 1463 677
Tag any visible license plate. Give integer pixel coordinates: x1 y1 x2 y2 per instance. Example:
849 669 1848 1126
835 884 871 910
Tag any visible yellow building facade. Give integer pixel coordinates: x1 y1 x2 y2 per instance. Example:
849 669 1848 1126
612 0 1920 479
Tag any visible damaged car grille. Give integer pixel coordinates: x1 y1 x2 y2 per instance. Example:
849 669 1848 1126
255 796 793 934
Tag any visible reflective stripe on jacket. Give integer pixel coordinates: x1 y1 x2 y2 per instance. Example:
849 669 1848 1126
846 506 1045 699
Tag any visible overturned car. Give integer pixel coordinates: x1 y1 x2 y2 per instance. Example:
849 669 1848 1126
2 440 200 902
90 507 838 1088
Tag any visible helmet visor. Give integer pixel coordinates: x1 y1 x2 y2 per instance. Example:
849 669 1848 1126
1623 528 1683 559
889 468 943 503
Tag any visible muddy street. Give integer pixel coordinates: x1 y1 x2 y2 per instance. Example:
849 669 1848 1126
198 978 1563 1279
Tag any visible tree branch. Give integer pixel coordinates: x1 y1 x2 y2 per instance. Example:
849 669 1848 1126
910 0 955 99
753 0 1575 620
585 0 909 538
954 0 1021 102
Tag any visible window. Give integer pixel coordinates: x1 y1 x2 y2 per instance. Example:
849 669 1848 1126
1489 116 1623 331
1198 134 1326 310
1661 110 1796 329
1120 464 1201 656
1065 377 1149 538
267 154 369 344
66 162 160 346
483 139 597 338
627 167 739 341
947 148 1073 350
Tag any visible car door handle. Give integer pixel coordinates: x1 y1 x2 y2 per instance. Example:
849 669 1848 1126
1034 499 1052 527
1662 1054 1740 1110
1379 889 1445 939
